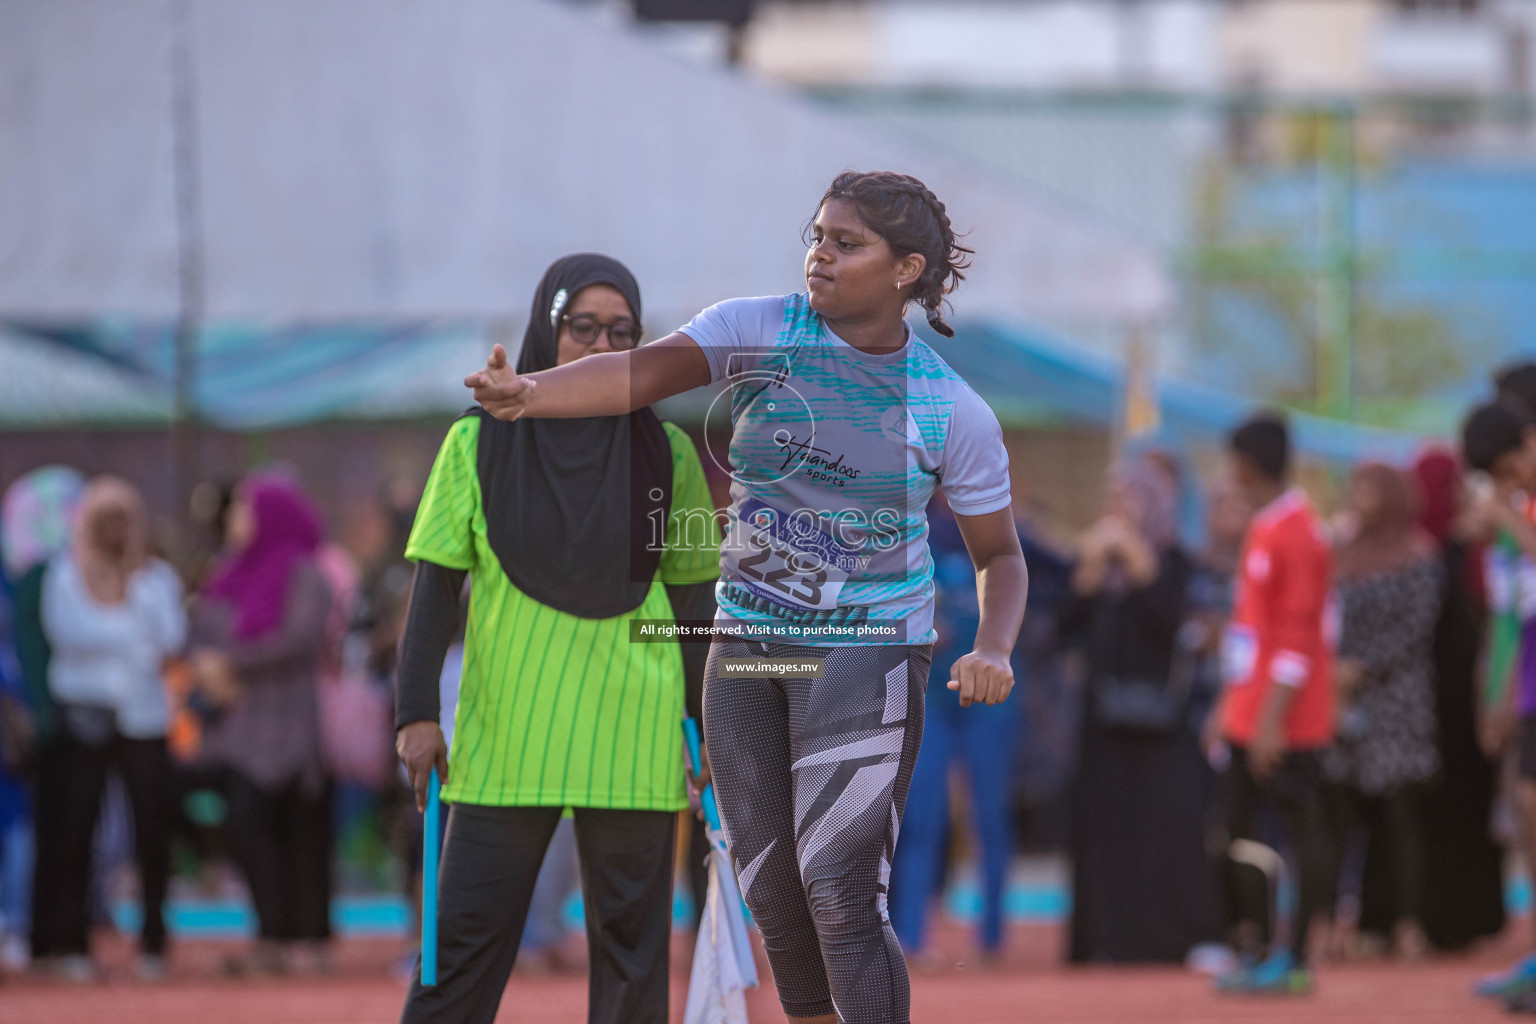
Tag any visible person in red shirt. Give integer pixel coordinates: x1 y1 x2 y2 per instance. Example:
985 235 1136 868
1211 413 1335 995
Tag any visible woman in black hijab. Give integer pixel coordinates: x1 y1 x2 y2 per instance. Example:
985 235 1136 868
395 255 721 1024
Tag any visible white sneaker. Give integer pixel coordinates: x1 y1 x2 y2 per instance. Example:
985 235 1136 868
0 934 30 972
53 954 97 984
1186 942 1240 977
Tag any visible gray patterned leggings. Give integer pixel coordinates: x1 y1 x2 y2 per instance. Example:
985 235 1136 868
703 640 932 1024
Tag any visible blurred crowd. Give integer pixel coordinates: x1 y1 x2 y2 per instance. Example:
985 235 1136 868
0 465 416 981
0 453 709 987
5 364 1536 994
893 364 1536 993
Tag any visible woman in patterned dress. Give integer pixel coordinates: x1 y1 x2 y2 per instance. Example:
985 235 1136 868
1322 462 1443 959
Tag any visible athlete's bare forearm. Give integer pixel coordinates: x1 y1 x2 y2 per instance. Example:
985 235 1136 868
470 333 712 420
956 508 1028 658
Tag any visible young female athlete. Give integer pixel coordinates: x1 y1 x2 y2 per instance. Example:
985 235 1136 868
467 172 1028 1024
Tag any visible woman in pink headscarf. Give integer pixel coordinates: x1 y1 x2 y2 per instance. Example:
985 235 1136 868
191 474 333 976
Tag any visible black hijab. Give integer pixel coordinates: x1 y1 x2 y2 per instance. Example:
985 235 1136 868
473 254 674 618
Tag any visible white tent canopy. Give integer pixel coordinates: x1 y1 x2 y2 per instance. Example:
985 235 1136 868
0 0 1170 337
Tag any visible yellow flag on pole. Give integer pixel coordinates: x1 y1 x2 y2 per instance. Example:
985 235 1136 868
1122 326 1160 440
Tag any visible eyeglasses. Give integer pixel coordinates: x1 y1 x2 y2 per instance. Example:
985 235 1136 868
561 314 642 351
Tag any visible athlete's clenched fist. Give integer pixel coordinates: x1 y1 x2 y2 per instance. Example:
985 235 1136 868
947 649 1013 708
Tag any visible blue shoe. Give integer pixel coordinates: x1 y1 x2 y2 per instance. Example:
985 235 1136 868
1214 951 1313 996
1475 954 1536 1000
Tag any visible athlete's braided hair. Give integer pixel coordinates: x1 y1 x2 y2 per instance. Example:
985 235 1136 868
812 170 974 338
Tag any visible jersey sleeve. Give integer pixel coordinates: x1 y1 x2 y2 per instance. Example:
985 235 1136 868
674 295 786 383
404 416 481 571
1264 521 1331 688
658 422 723 585
1484 536 1536 618
1485 545 1513 614
937 385 1013 516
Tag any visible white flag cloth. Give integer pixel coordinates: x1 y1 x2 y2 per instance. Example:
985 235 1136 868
684 828 756 1024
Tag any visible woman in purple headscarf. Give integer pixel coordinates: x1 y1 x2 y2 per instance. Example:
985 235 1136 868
1059 458 1221 964
190 473 333 976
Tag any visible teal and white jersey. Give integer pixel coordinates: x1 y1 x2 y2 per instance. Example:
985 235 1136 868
677 293 1012 646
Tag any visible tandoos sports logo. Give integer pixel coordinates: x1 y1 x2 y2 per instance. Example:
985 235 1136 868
772 433 862 488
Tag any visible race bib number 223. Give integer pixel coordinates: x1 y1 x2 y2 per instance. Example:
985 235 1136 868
724 500 856 612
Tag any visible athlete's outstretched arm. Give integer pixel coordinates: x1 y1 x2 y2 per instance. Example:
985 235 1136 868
949 508 1028 708
465 333 712 420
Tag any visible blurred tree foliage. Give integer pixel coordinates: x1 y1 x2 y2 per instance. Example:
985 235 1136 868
1185 163 1495 423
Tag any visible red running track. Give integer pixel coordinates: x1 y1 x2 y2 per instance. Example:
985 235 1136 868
1 921 1520 1023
